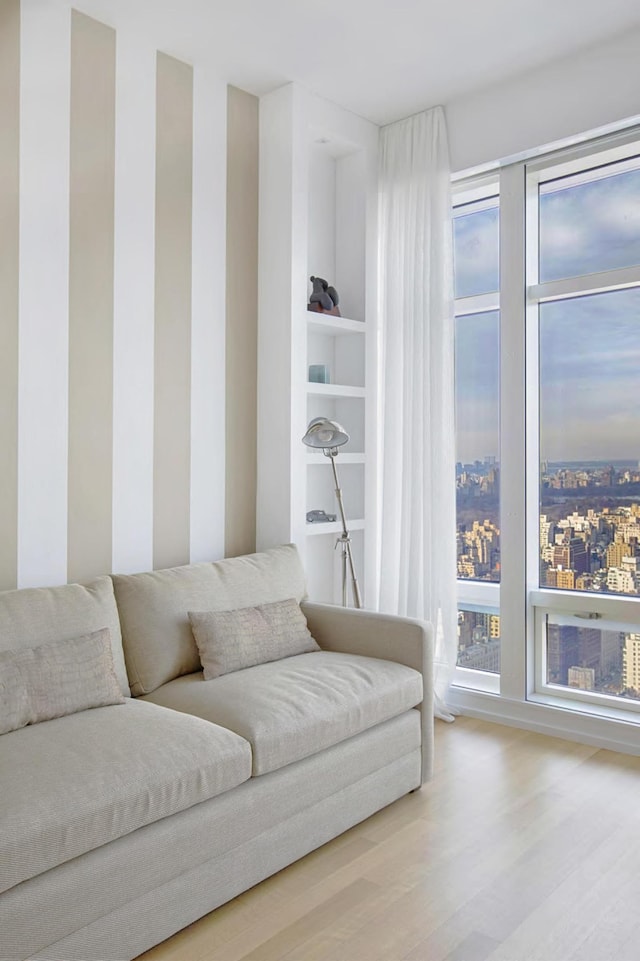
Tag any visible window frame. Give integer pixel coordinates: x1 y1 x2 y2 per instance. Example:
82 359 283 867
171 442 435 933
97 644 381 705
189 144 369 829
526 131 640 711
532 599 640 716
451 123 640 725
452 176 501 693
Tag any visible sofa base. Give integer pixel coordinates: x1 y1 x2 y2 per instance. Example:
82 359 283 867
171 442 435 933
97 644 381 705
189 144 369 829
32 751 420 961
2 713 421 961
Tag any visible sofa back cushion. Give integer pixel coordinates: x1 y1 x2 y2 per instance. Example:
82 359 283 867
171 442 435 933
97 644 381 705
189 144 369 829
0 576 130 697
112 544 307 695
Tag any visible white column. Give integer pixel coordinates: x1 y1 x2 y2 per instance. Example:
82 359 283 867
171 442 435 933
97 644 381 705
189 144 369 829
112 29 156 574
18 0 70 587
190 67 227 563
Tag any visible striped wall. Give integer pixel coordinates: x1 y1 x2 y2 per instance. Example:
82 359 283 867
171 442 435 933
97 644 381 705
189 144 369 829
0 0 20 592
225 86 259 558
2 2 234 591
68 10 116 583
153 51 193 572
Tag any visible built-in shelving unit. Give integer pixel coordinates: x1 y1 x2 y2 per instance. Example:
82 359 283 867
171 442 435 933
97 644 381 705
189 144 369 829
257 84 378 605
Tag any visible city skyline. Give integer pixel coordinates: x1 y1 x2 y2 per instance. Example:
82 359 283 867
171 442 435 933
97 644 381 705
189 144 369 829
456 459 640 595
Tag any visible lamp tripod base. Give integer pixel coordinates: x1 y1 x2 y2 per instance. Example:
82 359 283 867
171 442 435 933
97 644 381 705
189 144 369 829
335 532 362 609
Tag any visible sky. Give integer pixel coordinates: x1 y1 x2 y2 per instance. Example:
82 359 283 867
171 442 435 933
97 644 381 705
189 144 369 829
453 162 640 464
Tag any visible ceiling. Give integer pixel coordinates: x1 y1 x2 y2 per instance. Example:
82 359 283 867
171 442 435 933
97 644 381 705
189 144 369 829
79 0 640 125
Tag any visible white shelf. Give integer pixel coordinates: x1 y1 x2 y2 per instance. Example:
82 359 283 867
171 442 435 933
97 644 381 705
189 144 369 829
306 452 365 465
306 313 367 336
306 383 366 398
306 518 365 536
258 84 377 607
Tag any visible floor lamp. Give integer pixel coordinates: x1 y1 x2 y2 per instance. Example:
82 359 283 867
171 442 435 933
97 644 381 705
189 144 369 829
302 417 362 609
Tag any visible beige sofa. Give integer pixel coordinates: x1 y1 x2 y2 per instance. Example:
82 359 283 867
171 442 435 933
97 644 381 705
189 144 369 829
0 544 433 961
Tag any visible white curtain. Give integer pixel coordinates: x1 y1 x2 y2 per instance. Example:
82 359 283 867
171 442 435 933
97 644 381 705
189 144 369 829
376 106 458 721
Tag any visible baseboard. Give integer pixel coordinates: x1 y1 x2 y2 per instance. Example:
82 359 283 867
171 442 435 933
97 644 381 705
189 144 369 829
448 686 640 756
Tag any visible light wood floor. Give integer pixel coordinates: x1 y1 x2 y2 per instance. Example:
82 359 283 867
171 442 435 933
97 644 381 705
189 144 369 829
139 717 640 961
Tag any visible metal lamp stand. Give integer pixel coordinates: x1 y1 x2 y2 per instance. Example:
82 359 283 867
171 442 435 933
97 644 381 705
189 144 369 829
326 449 362 609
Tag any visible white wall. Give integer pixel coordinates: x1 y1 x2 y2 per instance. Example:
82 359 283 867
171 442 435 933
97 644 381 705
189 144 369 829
446 27 640 173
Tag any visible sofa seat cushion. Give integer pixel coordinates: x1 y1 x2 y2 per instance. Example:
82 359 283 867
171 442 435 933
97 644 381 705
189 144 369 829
0 699 251 893
143 651 423 776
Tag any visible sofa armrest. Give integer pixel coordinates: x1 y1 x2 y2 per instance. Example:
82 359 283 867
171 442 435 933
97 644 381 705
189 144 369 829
300 602 434 784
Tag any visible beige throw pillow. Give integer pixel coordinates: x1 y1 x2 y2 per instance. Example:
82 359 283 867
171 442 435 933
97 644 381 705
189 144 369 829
0 627 125 735
188 598 320 679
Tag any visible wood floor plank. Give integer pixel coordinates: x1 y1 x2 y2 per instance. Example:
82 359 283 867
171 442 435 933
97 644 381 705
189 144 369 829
236 880 379 961
138 717 640 961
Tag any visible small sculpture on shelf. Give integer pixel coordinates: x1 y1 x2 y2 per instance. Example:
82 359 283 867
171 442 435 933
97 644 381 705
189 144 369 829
306 509 337 524
308 276 341 316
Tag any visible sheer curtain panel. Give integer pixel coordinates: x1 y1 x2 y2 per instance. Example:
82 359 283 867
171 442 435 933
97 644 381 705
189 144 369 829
377 106 458 720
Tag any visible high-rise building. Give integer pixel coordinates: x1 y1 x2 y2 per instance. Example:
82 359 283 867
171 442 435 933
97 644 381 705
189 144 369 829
457 611 501 674
607 567 637 594
601 630 623 677
577 627 602 681
540 515 554 547
622 633 640 694
556 568 576 590
546 567 575 589
553 537 589 574
606 539 632 569
457 611 474 652
575 573 595 591
547 623 579 686
457 639 501 673
568 666 595 690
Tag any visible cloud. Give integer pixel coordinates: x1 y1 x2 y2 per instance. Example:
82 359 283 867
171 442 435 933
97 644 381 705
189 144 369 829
453 205 499 298
455 311 499 461
540 167 640 281
540 288 640 392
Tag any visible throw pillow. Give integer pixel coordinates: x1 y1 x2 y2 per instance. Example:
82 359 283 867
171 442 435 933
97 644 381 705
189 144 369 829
188 597 320 679
0 627 125 735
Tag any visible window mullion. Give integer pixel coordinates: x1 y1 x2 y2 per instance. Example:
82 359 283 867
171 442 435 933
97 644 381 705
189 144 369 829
530 264 640 303
498 162 528 701
454 292 500 316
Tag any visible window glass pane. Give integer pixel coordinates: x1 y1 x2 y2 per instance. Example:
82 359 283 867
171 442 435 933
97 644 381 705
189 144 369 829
453 198 499 298
539 288 640 596
539 157 640 283
457 608 500 674
544 615 640 703
456 310 500 583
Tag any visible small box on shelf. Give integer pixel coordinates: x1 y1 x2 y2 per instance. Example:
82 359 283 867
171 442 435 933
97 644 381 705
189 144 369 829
308 364 330 384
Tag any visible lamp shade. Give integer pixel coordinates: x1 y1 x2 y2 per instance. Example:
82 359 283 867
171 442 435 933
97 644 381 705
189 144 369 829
302 417 349 450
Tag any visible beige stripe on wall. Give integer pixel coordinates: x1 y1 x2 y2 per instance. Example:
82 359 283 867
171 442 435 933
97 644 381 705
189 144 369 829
68 11 116 583
225 86 259 558
0 0 20 591
153 52 193 571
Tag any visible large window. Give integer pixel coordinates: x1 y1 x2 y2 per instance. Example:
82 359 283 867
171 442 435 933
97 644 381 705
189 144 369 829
452 129 640 724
